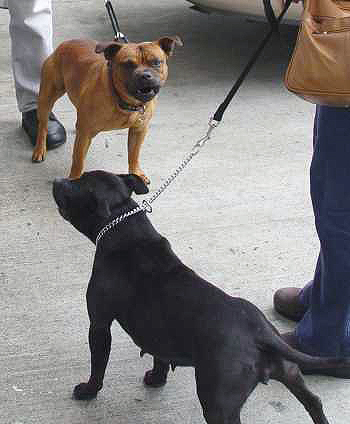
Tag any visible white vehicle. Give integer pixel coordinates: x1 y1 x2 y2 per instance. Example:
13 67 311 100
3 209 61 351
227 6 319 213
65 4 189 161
186 0 302 22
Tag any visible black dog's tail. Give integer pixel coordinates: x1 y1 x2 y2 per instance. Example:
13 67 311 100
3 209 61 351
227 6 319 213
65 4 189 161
258 327 349 370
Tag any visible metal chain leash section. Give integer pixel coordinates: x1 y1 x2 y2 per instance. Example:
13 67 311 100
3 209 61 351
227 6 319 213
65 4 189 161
95 117 219 246
142 117 220 212
96 203 144 245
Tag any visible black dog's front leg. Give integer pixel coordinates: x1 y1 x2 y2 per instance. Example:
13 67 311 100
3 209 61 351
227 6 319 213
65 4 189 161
74 322 112 400
144 356 170 387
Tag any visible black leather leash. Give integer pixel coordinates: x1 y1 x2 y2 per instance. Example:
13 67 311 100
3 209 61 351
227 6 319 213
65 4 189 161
105 0 128 43
213 0 293 122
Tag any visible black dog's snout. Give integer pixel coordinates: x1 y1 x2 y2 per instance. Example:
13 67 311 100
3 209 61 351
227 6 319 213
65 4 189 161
53 177 71 208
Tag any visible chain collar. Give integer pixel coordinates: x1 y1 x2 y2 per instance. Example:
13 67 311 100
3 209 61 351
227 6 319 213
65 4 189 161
108 61 145 113
95 200 152 247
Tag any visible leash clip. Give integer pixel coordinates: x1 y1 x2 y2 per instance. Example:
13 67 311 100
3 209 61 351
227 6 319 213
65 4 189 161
191 118 220 156
105 0 129 43
142 199 153 213
114 32 128 43
207 117 220 135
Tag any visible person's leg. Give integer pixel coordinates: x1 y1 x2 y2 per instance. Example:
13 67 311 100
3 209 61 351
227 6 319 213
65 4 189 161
273 110 320 323
8 0 52 112
296 105 350 358
7 0 65 148
274 105 350 377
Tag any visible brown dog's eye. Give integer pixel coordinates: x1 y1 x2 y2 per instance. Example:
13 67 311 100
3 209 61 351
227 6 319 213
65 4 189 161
150 59 162 68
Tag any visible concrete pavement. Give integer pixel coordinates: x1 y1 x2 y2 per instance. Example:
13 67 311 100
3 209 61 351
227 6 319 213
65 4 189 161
1 1 349 423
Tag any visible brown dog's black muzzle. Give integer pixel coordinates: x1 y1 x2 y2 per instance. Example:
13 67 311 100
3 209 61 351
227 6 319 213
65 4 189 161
129 69 161 102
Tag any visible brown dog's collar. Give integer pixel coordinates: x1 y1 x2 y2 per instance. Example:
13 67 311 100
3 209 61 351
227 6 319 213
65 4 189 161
108 61 145 113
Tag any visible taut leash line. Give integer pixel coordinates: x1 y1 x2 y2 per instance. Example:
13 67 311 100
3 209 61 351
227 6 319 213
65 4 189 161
213 0 292 122
145 118 220 208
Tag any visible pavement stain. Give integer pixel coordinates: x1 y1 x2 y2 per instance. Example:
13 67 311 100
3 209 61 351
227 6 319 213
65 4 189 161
0 272 7 284
269 400 287 413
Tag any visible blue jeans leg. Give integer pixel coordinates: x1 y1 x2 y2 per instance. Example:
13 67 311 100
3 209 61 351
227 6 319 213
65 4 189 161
296 105 350 357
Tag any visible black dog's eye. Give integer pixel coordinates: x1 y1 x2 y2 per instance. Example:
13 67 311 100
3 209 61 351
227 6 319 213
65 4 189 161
150 58 162 68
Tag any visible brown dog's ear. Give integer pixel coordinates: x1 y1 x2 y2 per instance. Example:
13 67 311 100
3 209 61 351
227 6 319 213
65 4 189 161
95 41 124 60
157 36 183 57
120 174 149 195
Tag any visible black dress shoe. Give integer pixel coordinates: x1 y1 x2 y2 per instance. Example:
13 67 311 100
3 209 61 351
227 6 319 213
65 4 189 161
22 109 66 150
282 332 350 378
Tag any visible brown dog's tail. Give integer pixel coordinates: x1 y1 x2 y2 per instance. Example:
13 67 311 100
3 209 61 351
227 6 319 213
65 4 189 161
258 328 349 370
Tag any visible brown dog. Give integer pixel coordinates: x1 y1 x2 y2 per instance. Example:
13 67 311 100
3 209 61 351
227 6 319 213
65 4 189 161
32 37 182 182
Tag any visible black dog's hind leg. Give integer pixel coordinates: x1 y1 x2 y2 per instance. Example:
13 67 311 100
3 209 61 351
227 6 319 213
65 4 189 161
195 359 258 424
144 356 170 387
74 321 112 400
272 360 329 424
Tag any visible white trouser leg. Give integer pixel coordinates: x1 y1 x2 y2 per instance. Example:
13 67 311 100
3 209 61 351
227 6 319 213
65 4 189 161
8 0 53 112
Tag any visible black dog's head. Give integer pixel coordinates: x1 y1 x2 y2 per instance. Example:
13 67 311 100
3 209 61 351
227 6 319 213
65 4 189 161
53 171 149 242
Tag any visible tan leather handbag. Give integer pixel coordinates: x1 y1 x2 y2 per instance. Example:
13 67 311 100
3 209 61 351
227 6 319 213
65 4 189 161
285 0 350 106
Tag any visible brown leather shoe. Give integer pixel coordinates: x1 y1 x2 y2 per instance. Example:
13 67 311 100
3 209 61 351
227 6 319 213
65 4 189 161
274 287 307 322
281 332 350 378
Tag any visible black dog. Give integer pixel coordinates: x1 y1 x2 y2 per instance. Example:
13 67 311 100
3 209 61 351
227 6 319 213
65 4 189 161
53 170 346 424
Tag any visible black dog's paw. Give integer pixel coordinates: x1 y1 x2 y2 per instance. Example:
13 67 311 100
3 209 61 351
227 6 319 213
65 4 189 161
73 382 100 400
143 370 167 387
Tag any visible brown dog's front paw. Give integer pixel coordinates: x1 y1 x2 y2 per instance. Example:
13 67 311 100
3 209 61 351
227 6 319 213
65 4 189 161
142 175 150 185
73 382 101 400
130 168 150 185
68 173 82 180
32 148 46 163
143 370 167 387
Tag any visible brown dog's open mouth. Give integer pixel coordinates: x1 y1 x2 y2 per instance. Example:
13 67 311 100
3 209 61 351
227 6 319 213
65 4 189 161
135 86 160 102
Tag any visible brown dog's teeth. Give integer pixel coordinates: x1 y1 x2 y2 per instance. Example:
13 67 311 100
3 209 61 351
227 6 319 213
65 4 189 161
139 87 152 94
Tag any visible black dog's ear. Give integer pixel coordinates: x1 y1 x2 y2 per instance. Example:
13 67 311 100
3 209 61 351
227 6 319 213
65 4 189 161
121 174 149 195
95 41 124 60
157 36 183 57
88 190 111 218
96 198 111 218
